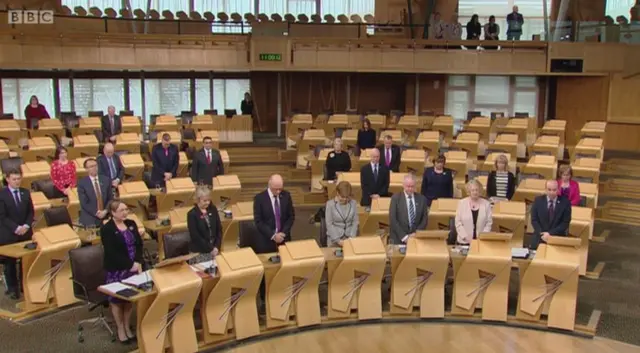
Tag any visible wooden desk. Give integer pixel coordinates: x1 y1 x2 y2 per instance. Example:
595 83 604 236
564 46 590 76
120 154 145 181
521 155 557 180
400 149 428 175
388 172 408 195
72 117 102 136
118 181 150 221
396 115 419 144
20 137 56 162
297 129 326 169
225 115 252 143
427 198 459 230
444 150 468 185
194 130 220 150
432 116 454 145
415 131 441 157
465 117 491 144
573 138 603 161
310 148 334 192
212 175 241 210
324 115 348 140
487 133 518 160
21 161 50 189
115 133 142 154
540 120 566 145
378 130 403 146
190 114 215 132
121 116 142 134
340 129 358 152
529 135 561 160
68 134 100 159
219 201 253 251
0 140 9 159
452 132 480 159
579 182 598 209
572 157 601 184
149 115 179 133
31 191 52 231
29 119 63 142
156 177 196 219
0 119 22 146
365 114 386 135
497 118 528 146
360 197 390 238
286 114 313 149
579 121 606 140
492 201 526 247
569 206 594 276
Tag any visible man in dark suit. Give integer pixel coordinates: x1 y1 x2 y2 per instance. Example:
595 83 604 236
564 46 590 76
190 136 224 186
530 180 572 249
101 105 122 143
151 133 180 188
378 134 401 172
97 142 124 188
0 169 34 299
360 148 390 206
77 158 112 227
389 174 428 244
252 174 295 254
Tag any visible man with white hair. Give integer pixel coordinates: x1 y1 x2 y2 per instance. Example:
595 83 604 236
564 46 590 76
101 105 121 143
252 174 295 254
530 179 571 249
97 142 124 188
388 174 428 244
506 5 524 40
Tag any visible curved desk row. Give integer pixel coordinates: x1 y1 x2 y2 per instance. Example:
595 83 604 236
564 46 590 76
98 232 594 353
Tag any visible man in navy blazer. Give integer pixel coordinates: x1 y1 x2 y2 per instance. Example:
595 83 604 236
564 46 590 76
97 143 124 188
378 134 401 172
77 158 112 227
252 174 295 254
151 133 180 188
0 169 34 299
101 105 122 143
530 180 572 249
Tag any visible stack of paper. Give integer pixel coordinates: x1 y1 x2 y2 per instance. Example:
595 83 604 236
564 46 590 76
122 270 153 287
511 248 530 258
99 282 132 294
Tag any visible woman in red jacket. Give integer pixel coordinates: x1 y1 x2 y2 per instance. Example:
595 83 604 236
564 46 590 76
557 165 581 206
23 95 50 129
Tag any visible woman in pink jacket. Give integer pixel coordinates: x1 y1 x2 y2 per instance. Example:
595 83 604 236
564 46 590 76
557 165 581 206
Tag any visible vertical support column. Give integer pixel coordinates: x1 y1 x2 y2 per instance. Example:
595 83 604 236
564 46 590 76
277 73 282 137
209 71 214 110
124 75 130 111
553 0 571 42
52 77 60 117
190 74 196 113
346 74 351 110
68 71 75 113
414 74 420 114
141 72 146 132
543 0 550 41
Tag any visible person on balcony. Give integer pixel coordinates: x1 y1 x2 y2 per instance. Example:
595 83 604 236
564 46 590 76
506 6 524 40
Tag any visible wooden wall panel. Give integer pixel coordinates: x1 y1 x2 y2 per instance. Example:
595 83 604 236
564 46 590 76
349 73 406 114
404 74 446 115
608 74 640 124
555 76 609 146
605 123 640 151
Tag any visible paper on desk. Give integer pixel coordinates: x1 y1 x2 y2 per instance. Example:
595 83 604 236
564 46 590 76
122 270 153 287
511 248 530 258
191 259 217 272
100 282 132 294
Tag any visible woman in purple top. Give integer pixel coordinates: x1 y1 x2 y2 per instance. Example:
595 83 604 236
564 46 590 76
101 200 143 344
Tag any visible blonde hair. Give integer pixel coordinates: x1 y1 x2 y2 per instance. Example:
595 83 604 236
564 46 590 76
466 178 484 194
558 164 573 178
194 186 211 202
494 154 509 170
335 181 352 199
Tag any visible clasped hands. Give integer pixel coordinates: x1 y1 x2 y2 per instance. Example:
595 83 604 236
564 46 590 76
14 225 30 236
272 232 286 244
164 172 173 181
401 233 416 243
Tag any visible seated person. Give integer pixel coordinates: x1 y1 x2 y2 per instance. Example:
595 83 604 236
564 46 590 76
486 154 516 201
187 186 222 264
557 165 581 206
455 179 493 245
421 154 454 207
97 143 125 188
530 180 572 249
325 181 359 247
357 118 376 152
50 146 77 199
378 134 401 172
325 138 351 180
360 148 390 206
151 133 179 188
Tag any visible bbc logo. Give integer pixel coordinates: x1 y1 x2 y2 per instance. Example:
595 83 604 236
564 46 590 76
8 10 55 24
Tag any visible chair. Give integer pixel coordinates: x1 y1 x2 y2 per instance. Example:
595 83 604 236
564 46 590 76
119 110 134 117
467 111 482 121
88 111 103 117
182 128 196 141
515 112 529 118
203 109 218 115
238 221 260 250
33 179 58 199
1 157 24 179
224 109 237 118
163 231 191 259
317 207 328 247
44 206 73 228
69 245 115 343
0 113 14 120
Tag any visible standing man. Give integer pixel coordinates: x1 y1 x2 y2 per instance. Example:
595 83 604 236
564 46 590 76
360 148 390 206
97 142 125 189
78 158 112 228
151 133 180 188
506 5 524 40
0 169 34 300
190 136 224 186
378 135 401 172
389 174 428 244
530 180 572 249
240 92 253 116
101 105 122 143
252 174 295 254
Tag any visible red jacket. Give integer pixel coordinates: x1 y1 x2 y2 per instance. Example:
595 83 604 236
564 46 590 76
557 179 581 206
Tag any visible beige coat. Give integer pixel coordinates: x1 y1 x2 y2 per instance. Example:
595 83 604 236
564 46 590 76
455 197 493 244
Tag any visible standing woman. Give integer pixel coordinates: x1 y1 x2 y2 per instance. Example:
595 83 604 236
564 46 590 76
455 179 493 245
325 181 359 247
421 154 454 207
324 138 352 180
101 200 144 344
466 14 482 46
484 15 500 50
356 118 376 153
486 154 516 201
187 186 222 264
240 92 253 116
50 146 77 199
557 165 581 206
24 95 50 129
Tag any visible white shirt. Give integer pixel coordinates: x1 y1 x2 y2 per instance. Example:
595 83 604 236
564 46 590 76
204 149 211 158
370 163 379 173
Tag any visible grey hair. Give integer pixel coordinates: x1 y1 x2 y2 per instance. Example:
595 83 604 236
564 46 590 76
466 178 483 193
403 173 416 183
194 186 211 202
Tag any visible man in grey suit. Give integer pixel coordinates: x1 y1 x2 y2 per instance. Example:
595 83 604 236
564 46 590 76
389 174 428 244
190 136 224 186
78 158 112 227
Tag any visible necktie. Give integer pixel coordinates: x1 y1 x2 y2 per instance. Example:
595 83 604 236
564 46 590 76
13 190 21 206
408 195 416 229
548 200 555 221
206 150 211 164
110 116 115 133
373 164 378 181
94 178 103 211
385 148 391 167
164 148 169 157
108 157 116 179
274 196 281 233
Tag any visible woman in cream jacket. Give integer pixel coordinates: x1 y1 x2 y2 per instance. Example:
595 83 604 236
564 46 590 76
455 179 493 244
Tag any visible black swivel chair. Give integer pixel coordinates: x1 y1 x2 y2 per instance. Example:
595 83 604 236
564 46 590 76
119 110 134 117
163 232 191 259
44 206 73 227
69 245 115 343
88 110 104 117
0 113 14 120
1 157 23 175
32 179 58 198
203 109 218 115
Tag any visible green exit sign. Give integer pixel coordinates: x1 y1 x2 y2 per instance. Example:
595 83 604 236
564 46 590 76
259 53 282 62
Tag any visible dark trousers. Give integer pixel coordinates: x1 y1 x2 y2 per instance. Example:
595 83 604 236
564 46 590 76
1 257 19 292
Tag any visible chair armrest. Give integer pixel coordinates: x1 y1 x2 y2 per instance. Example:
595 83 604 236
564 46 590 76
71 278 91 302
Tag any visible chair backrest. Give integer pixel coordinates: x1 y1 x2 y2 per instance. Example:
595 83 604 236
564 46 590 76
163 232 191 259
1 157 24 177
33 179 57 199
224 109 237 118
0 113 14 120
203 109 218 115
88 110 104 117
69 245 106 303
319 207 328 247
119 110 134 116
238 220 260 250
44 206 73 227
182 128 196 141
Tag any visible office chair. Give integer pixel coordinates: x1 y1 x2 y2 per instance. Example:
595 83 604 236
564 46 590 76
69 245 115 343
32 179 57 199
224 109 237 118
317 207 328 247
182 128 196 141
1 157 23 176
119 110 134 117
88 111 104 117
238 221 260 251
0 113 14 120
44 206 73 227
467 111 482 121
203 109 218 115
514 112 529 118
163 232 191 259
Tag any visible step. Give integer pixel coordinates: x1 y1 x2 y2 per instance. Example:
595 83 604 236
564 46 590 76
597 201 640 226
601 159 640 177
600 179 640 199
